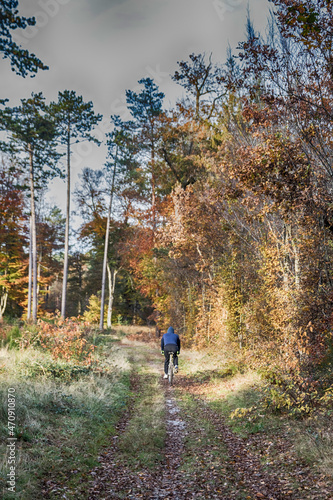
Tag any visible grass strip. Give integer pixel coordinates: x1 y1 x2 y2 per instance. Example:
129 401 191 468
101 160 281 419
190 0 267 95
118 373 166 469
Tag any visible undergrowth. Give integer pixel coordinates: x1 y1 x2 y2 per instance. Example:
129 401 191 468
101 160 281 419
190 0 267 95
0 320 132 499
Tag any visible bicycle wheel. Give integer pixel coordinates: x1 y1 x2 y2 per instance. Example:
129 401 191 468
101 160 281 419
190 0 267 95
168 354 174 385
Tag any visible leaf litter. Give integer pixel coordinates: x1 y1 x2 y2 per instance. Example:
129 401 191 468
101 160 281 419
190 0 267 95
44 347 333 499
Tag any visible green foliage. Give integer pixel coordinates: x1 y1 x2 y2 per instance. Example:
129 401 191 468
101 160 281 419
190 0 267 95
0 0 48 77
6 325 21 349
19 361 93 381
0 334 131 499
50 90 102 143
251 366 333 419
2 93 61 180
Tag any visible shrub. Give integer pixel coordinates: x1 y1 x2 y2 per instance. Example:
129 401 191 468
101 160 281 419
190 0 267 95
20 317 95 365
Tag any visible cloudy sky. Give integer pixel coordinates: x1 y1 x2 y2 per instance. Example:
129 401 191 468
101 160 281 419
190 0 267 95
2 0 271 214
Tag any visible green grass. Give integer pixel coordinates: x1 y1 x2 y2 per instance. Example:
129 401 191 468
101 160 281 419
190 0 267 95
293 415 333 477
181 353 333 481
0 338 132 499
118 374 166 469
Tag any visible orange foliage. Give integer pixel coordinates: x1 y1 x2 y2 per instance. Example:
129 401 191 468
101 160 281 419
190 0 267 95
22 316 95 365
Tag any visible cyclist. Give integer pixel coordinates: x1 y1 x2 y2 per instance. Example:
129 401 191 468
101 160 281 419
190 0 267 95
161 326 180 379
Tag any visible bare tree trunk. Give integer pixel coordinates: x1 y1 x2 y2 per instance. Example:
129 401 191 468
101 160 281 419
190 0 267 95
0 289 8 321
283 223 291 289
29 146 38 322
61 126 71 318
207 301 212 343
100 153 117 330
27 215 32 320
292 237 300 289
151 143 156 234
106 264 117 328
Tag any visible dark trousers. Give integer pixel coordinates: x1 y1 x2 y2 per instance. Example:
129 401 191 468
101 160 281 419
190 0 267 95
164 344 178 374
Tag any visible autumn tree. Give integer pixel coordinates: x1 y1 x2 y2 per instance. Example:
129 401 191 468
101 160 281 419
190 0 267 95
172 52 223 120
2 93 61 321
75 167 121 325
227 1 333 365
0 156 26 319
99 123 120 329
36 204 65 313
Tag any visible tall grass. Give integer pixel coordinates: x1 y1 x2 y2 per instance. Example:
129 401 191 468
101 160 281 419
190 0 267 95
295 416 333 477
0 337 131 499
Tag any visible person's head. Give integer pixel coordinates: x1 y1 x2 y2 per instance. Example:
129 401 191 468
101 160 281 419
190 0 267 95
167 326 174 334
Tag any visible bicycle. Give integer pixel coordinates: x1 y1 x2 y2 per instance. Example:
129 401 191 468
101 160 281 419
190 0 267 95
168 351 175 385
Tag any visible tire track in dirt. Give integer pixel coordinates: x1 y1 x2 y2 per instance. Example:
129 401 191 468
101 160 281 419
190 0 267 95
86 343 328 499
87 378 190 499
180 391 284 500
177 376 333 500
150 389 187 499
87 371 257 499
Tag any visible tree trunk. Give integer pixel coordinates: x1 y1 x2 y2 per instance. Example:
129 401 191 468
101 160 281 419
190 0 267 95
107 264 117 328
61 125 71 318
283 223 291 289
37 250 42 297
151 141 156 234
207 301 212 343
29 146 38 322
27 215 33 320
292 237 300 289
0 289 8 321
100 153 117 330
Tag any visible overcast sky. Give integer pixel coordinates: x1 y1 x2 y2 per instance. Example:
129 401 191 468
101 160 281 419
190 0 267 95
2 0 271 216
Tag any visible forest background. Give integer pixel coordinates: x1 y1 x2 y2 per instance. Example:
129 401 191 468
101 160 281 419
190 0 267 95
1 0 333 415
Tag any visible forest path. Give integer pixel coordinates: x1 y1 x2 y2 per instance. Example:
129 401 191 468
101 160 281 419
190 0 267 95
70 340 332 499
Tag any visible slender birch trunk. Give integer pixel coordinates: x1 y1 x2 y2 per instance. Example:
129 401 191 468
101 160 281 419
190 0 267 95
106 264 117 328
27 215 32 320
29 146 38 322
61 124 71 318
151 142 156 234
292 237 300 289
100 152 117 330
0 290 8 321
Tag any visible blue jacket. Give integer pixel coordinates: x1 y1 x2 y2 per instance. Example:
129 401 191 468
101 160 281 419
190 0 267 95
161 327 180 351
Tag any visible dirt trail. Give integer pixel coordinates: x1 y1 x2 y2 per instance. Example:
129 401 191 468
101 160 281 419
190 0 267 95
177 377 333 500
181 392 285 500
87 343 332 499
151 391 186 499
88 387 187 498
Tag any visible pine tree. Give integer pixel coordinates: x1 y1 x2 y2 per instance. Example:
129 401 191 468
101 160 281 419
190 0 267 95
2 93 61 321
0 0 47 77
125 78 165 233
49 90 102 318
